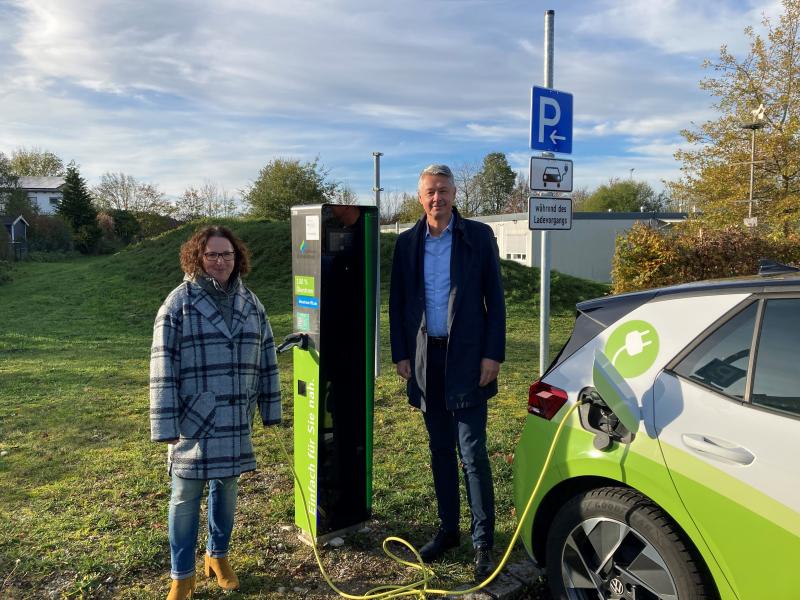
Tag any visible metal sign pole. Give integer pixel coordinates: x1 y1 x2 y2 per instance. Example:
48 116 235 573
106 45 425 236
539 9 554 376
372 151 383 375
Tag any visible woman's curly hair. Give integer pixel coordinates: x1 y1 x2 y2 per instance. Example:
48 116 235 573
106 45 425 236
179 225 251 279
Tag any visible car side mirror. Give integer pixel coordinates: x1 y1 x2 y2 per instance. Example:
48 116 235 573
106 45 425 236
592 349 640 434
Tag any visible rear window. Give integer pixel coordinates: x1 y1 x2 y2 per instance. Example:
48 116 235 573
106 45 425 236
751 299 800 416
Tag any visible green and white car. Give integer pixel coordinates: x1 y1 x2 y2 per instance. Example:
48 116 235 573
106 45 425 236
512 268 800 600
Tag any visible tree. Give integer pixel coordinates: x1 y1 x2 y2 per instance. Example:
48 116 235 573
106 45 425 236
9 146 65 177
582 178 662 212
108 210 142 245
477 152 516 214
505 172 530 214
93 172 174 215
394 192 423 223
381 190 422 224
454 161 482 216
0 152 19 213
670 0 800 234
336 184 358 205
3 188 38 223
245 158 338 221
175 180 238 220
175 186 206 222
0 151 18 190
58 163 100 253
571 186 591 211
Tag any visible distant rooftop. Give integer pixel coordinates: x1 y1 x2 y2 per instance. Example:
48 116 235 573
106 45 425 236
17 176 65 190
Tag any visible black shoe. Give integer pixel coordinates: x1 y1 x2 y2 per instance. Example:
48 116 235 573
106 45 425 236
418 529 460 563
474 546 496 579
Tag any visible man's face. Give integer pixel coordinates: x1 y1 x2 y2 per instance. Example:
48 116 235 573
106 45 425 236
418 174 455 223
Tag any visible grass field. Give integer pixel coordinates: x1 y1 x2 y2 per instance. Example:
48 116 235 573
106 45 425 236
0 219 607 599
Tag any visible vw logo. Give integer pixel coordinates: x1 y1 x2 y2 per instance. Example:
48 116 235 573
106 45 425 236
609 577 625 597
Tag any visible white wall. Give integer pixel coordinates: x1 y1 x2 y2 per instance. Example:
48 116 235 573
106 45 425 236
27 191 61 214
382 212 685 283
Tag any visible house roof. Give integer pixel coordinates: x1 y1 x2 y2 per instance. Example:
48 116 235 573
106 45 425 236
18 176 65 191
1 215 30 227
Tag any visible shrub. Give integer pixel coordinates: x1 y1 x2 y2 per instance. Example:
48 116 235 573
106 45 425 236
0 260 11 285
28 215 73 252
0 222 10 261
110 209 142 244
612 223 800 293
133 211 181 239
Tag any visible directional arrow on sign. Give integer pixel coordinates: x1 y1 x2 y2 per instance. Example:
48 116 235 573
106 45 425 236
550 130 565 144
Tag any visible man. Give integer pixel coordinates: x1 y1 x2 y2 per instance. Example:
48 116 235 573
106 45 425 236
389 164 506 579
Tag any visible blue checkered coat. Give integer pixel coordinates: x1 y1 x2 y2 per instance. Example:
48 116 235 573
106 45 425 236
149 276 281 479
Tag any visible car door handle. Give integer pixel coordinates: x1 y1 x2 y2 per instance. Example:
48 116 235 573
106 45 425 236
681 434 755 465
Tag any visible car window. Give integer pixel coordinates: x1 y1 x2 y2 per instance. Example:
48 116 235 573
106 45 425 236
751 298 800 416
673 302 757 400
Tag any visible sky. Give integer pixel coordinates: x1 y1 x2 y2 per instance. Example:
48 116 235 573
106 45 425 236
0 0 784 208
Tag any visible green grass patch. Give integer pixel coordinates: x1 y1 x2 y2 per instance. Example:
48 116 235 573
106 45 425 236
0 220 607 599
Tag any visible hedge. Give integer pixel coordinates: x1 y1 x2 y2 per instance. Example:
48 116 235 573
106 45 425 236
611 223 800 294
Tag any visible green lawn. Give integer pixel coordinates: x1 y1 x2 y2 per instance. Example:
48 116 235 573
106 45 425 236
0 221 606 599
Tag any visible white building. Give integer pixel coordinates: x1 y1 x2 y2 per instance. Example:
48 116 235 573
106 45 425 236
18 176 65 214
381 211 687 283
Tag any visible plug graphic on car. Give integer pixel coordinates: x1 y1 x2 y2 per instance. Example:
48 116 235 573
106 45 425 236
604 321 660 378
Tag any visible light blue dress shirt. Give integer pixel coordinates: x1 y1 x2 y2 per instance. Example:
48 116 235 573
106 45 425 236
423 215 454 337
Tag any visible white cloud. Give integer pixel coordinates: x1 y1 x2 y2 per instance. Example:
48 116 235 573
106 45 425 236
0 0 782 200
575 0 779 56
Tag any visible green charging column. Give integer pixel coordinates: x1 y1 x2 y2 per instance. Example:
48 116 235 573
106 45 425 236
290 204 377 543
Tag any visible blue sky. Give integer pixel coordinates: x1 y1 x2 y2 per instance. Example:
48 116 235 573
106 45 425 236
0 0 782 207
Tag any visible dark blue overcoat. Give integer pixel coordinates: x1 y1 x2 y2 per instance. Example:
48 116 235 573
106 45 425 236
389 209 506 412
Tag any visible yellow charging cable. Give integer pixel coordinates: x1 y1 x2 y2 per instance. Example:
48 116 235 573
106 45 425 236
271 400 580 599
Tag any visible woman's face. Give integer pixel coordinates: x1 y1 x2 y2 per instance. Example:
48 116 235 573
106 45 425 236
202 235 236 285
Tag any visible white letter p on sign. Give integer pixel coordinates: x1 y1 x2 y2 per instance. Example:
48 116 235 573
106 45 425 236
538 96 560 144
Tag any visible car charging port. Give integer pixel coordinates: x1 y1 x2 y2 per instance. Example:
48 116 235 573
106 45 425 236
577 387 635 450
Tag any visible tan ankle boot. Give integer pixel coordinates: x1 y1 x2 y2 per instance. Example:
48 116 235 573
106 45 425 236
204 554 240 590
166 575 195 600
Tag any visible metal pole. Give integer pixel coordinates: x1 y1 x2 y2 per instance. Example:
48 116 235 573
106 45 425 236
748 128 755 219
539 9 554 376
373 152 384 375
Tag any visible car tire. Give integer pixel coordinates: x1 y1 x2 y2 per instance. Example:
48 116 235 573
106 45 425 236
545 487 714 600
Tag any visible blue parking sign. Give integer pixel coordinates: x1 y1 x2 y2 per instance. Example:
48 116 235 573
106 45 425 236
530 86 573 154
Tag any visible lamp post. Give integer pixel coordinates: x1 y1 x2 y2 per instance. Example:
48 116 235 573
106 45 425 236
741 103 766 223
741 121 764 219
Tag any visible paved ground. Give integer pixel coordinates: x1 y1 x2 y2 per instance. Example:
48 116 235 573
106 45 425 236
448 560 545 600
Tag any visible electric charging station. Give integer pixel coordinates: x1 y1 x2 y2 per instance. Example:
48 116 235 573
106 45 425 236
286 204 378 544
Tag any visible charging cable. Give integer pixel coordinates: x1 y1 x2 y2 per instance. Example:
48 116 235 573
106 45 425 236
271 400 582 599
611 329 652 366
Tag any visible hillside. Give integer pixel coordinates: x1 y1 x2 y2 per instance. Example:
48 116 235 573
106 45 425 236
89 218 606 328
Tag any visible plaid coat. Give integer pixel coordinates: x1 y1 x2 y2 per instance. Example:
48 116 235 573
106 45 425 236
149 276 281 479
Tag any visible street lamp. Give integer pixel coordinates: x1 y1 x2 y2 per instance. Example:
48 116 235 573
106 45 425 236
741 104 766 221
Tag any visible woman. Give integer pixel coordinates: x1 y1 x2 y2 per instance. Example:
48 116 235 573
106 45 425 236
150 225 281 600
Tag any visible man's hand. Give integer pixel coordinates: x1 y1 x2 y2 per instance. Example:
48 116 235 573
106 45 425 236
395 359 411 380
479 358 501 387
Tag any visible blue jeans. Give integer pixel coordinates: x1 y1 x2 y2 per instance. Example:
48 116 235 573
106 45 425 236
422 343 495 548
168 473 239 580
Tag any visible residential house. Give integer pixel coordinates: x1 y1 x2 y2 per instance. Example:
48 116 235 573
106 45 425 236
18 176 65 214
